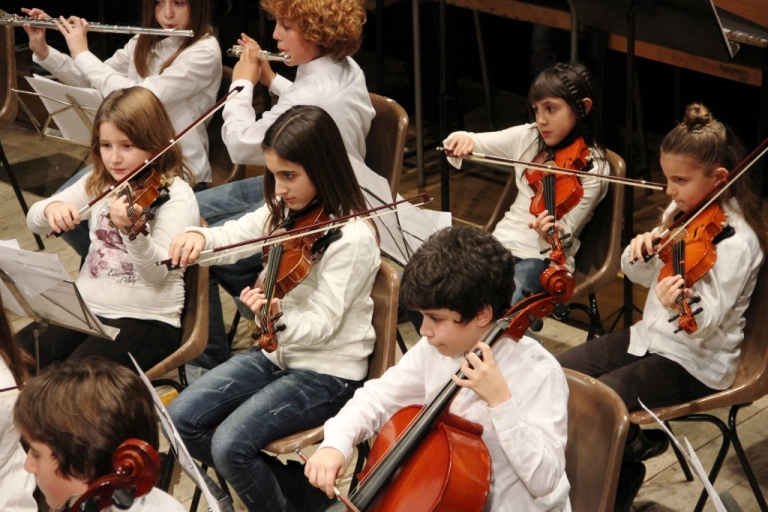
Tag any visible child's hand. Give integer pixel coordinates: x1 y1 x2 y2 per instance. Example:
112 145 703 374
44 201 80 233
452 342 512 408
629 231 659 263
54 15 90 58
443 134 475 157
656 274 691 309
240 286 280 317
305 447 346 500
108 195 141 232
21 8 50 59
529 210 559 237
239 33 277 87
168 232 206 268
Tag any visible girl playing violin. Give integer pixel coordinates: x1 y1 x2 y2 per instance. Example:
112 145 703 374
22 0 221 186
556 103 768 512
19 87 200 373
443 61 609 307
166 105 380 512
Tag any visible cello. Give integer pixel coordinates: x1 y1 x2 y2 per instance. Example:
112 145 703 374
326 264 575 512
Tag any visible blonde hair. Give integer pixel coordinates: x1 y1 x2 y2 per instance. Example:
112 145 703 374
86 87 192 197
261 0 366 60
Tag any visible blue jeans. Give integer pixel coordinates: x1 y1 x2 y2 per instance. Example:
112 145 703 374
190 178 267 370
511 257 550 306
56 166 92 259
168 348 362 512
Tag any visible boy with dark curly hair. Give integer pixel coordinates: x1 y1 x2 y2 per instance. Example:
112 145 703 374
306 226 572 511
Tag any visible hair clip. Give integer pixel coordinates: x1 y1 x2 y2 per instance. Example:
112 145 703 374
692 129 716 134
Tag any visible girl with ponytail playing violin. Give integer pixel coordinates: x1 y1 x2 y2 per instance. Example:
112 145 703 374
443 61 609 307
166 105 380 512
556 103 768 512
19 87 199 373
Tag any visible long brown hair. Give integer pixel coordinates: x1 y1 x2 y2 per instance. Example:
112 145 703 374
0 295 31 388
261 105 370 233
134 0 214 78
659 102 768 253
86 87 192 197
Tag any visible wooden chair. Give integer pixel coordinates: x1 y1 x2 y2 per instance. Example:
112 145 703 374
365 93 408 198
0 11 44 250
628 261 768 512
564 368 630 512
208 66 245 187
484 149 626 340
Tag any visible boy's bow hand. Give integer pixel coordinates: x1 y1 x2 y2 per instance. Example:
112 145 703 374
305 447 346 500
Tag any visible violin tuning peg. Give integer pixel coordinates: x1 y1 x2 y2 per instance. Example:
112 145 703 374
691 307 703 317
560 233 572 241
522 288 536 298
668 314 680 323
275 323 286 333
687 295 701 305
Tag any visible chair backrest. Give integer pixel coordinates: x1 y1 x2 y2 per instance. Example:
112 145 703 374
365 93 408 198
564 368 630 512
631 259 768 424
367 259 400 380
0 10 18 128
145 222 210 382
570 149 625 301
208 66 245 187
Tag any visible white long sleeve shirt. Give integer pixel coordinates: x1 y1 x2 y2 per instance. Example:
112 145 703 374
34 36 222 183
446 124 609 271
27 173 200 327
0 361 36 512
320 335 572 511
623 200 763 390
221 56 374 166
185 204 380 381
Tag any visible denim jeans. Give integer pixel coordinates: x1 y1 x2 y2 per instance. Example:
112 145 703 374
55 166 92 259
511 257 550 306
168 348 362 512
197 177 265 227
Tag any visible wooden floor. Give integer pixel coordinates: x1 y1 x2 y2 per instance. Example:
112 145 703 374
1 68 767 512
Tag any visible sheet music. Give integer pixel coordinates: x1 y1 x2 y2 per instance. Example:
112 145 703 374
24 75 102 144
0 243 71 297
638 400 726 512
130 355 224 512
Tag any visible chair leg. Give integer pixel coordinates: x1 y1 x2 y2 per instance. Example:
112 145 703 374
727 404 768 511
0 139 44 250
664 421 694 482
349 440 371 494
396 328 408 355
227 310 241 346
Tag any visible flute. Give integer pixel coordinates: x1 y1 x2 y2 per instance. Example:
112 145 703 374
226 45 291 62
1 14 194 37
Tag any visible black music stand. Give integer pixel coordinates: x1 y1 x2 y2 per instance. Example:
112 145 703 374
569 0 740 330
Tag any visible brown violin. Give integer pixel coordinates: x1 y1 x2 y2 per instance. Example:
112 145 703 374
251 199 343 352
107 169 170 240
65 439 160 512
326 265 574 512
525 137 592 265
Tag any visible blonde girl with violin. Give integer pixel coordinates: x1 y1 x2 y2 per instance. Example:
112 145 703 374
443 61 609 307
556 103 768 512
0 295 36 512
19 87 199 373
166 105 380 512
22 0 221 186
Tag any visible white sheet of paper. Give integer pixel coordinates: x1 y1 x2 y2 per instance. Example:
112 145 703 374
638 400 726 512
0 279 29 317
130 355 223 512
0 243 71 297
25 75 102 144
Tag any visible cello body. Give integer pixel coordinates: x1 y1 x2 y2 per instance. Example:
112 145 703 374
358 405 491 512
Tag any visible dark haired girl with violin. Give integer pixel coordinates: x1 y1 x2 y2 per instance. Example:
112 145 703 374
20 87 199 373
444 61 609 306
166 105 380 512
557 103 768 512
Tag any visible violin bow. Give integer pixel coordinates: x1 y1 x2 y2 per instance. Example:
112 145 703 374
438 147 666 191
47 86 245 237
156 193 432 269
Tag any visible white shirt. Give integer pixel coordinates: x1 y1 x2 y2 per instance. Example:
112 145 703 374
185 204 380 381
446 124 609 271
222 56 375 165
34 36 222 183
27 173 200 327
98 488 184 512
623 199 763 390
0 361 36 512
321 335 572 511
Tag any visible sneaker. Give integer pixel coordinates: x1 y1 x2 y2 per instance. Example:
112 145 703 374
614 461 646 512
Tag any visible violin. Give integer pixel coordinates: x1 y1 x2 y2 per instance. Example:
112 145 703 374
326 265 575 512
525 137 592 265
251 199 343 352
65 439 160 512
107 169 170 240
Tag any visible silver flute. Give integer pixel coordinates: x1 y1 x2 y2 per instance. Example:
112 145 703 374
226 45 291 62
1 14 194 37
